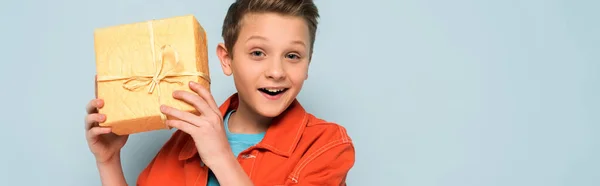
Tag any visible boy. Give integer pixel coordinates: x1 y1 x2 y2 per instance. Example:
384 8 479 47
84 0 355 185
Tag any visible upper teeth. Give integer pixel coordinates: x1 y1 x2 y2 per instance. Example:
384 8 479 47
265 88 284 92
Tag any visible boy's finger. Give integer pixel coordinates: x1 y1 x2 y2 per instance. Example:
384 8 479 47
85 100 96 114
172 90 214 117
87 127 112 138
189 81 219 114
86 99 103 114
165 119 196 134
85 113 105 130
160 105 201 126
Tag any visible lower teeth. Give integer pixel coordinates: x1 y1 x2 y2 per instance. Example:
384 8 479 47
260 89 283 96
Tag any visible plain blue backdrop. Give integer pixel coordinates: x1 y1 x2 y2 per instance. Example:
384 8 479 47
0 0 598 185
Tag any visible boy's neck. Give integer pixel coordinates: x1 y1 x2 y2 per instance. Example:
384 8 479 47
228 100 271 134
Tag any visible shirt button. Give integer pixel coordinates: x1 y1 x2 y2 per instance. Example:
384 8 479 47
241 154 255 159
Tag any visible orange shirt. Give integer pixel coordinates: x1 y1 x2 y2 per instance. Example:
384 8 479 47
136 94 355 185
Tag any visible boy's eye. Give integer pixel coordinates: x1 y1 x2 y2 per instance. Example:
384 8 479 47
286 53 301 60
250 51 264 57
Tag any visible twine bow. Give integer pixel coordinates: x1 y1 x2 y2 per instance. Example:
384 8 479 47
96 20 210 125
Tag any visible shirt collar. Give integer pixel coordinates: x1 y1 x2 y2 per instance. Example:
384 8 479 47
178 93 308 160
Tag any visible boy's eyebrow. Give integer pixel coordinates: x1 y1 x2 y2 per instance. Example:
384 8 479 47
246 35 307 48
246 35 268 42
291 40 306 48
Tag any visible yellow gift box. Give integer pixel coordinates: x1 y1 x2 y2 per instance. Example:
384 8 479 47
93 15 211 135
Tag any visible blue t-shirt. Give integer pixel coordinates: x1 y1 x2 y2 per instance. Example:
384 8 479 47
207 110 266 186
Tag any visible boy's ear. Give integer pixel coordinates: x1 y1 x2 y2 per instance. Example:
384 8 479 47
304 67 309 80
217 43 233 76
307 61 311 80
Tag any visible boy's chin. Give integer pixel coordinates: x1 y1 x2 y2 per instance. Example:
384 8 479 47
254 102 291 118
252 98 296 118
249 90 297 118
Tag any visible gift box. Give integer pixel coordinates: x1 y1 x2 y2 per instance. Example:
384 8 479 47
94 15 211 135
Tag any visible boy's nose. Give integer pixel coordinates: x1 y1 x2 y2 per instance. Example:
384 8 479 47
265 59 286 80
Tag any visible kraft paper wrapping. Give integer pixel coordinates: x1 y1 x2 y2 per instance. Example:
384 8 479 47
93 15 210 135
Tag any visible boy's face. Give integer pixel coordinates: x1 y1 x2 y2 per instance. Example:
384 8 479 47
218 12 311 118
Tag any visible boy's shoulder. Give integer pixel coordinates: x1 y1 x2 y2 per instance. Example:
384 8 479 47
301 113 353 145
279 112 355 183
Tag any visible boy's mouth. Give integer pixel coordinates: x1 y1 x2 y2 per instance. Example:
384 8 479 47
258 88 289 96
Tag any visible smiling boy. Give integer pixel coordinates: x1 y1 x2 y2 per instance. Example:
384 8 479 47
84 0 355 185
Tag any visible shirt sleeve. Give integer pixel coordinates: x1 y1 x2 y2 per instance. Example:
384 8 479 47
287 142 356 185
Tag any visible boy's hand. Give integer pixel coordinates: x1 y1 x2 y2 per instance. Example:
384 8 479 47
159 81 233 168
85 98 129 164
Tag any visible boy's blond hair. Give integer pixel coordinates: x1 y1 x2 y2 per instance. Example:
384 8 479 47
221 0 319 59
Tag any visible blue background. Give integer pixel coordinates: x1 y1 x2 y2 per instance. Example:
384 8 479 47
0 0 598 185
